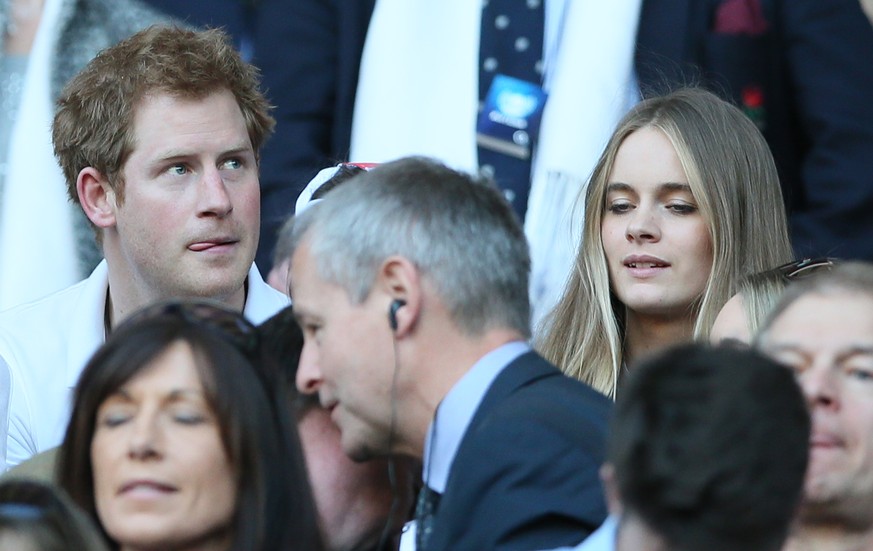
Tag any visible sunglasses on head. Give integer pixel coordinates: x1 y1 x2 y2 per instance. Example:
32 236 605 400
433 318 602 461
773 257 837 282
123 299 260 358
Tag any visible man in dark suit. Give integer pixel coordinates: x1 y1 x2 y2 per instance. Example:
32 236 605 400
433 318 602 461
288 156 611 550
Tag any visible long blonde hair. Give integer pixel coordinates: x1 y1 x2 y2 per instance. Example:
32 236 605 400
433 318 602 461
536 88 792 397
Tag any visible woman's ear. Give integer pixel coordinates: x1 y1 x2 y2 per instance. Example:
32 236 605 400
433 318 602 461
77 167 117 229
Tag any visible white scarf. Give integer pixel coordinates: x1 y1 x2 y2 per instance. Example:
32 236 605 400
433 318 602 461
0 0 78 310
351 0 642 327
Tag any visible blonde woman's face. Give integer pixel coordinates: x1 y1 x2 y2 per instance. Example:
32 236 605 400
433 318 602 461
601 127 713 319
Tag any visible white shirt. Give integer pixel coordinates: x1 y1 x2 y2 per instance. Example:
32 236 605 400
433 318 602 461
0 260 288 471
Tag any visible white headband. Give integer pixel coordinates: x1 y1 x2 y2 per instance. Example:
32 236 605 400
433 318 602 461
294 163 378 215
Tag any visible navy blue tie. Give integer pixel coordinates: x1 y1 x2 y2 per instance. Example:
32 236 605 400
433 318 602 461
414 484 442 550
478 0 545 221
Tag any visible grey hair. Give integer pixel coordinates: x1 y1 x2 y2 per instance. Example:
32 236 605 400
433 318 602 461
756 261 873 343
289 156 532 337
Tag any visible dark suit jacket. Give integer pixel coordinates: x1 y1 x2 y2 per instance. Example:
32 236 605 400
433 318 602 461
253 0 377 273
425 352 611 551
637 0 873 260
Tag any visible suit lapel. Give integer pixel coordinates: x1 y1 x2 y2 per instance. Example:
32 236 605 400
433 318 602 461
426 352 558 547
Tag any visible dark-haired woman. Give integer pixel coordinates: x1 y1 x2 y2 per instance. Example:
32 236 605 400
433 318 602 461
57 299 323 551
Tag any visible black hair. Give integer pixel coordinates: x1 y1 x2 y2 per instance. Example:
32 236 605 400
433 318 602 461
57 300 323 551
610 343 810 551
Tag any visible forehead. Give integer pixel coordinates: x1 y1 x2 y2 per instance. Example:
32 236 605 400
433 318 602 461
608 127 687 185
129 89 247 144
764 292 873 350
288 239 347 312
122 341 204 393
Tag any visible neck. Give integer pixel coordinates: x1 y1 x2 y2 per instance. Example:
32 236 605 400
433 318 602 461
784 521 873 551
102 239 248 330
121 531 231 551
395 326 525 458
104 276 247 332
623 310 694 367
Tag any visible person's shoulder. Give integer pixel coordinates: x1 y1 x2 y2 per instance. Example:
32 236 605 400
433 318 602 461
0 276 98 370
463 352 611 452
0 278 92 336
501 351 612 414
444 355 604 460
0 448 59 484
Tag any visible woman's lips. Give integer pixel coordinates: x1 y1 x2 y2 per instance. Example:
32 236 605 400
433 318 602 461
810 433 842 448
623 255 671 278
119 480 178 497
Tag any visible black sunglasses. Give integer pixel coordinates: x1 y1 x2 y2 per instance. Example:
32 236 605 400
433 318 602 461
122 299 260 358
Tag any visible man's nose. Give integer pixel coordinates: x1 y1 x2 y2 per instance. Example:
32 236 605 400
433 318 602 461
296 340 323 395
799 362 839 411
197 167 233 217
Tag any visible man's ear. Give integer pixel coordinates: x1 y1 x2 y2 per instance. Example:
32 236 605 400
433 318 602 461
77 167 117 228
378 255 420 337
600 463 623 516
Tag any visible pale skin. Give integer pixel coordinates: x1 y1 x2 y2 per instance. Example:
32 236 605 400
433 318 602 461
291 238 524 461
601 127 713 366
77 90 260 328
266 257 291 295
298 406 413 551
759 292 873 551
623 315 697 367
92 341 235 551
710 292 752 345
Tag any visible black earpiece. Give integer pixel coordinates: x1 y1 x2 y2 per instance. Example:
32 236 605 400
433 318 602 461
388 299 406 331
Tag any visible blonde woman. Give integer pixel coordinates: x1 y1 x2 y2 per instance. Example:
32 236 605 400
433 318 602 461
537 88 792 397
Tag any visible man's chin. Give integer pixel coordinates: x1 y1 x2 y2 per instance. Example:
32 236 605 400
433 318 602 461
182 262 250 293
345 445 380 463
342 435 388 463
169 277 247 306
